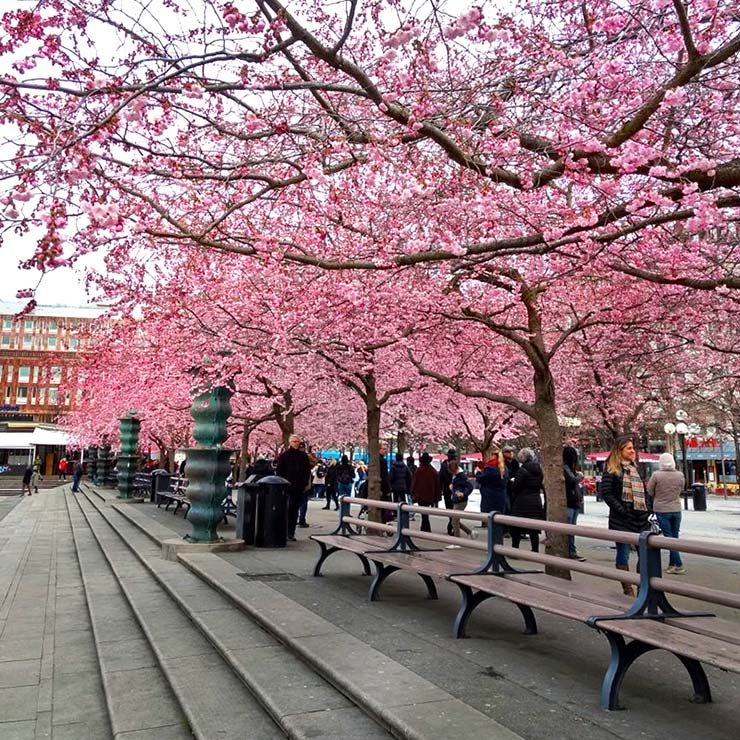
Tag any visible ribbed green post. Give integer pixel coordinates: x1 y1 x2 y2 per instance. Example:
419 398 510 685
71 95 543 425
117 413 141 500
184 386 233 543
88 445 99 485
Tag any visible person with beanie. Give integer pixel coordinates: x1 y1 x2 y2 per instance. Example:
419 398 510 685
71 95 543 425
411 452 441 533
647 453 687 574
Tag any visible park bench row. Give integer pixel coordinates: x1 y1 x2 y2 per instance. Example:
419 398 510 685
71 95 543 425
311 497 740 711
152 475 237 522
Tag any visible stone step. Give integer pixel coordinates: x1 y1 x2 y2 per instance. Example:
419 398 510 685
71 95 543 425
65 491 193 740
78 488 395 740
70 491 285 740
82 487 523 740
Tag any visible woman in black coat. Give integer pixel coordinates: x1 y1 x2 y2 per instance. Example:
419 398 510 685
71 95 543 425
510 448 545 552
600 434 650 595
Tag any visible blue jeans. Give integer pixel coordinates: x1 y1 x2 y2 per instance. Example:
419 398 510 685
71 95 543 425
71 471 81 492
656 512 683 567
337 482 353 501
615 542 631 567
566 508 578 556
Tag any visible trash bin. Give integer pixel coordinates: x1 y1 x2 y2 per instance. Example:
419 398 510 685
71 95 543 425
151 470 172 504
255 475 289 548
236 475 261 546
691 483 707 512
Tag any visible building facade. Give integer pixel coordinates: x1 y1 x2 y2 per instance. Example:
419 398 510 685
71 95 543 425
0 302 105 425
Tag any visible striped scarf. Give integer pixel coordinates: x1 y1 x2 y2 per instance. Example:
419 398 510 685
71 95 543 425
621 461 647 511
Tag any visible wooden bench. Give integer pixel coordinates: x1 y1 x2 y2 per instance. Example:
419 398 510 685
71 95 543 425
157 475 190 516
312 496 740 711
132 472 152 499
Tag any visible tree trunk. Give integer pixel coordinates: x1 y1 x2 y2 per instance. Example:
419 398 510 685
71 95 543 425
364 375 383 525
239 425 251 482
533 369 570 578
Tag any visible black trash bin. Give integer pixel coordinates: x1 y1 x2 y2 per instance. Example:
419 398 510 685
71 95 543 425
151 470 172 504
236 475 261 546
691 483 707 512
255 475 289 548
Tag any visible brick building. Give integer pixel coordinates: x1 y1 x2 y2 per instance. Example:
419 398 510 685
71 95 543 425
0 301 105 424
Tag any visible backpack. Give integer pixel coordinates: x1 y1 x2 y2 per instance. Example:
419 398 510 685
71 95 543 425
316 464 327 478
337 466 354 484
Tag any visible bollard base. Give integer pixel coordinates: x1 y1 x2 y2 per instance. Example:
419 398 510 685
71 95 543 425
161 537 246 562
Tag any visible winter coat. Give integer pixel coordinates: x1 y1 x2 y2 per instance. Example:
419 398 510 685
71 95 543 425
511 460 545 520
563 464 584 510
439 459 454 499
646 470 685 513
450 471 473 505
335 462 355 486
476 465 508 513
276 447 312 496
389 461 412 494
378 454 391 497
411 464 441 505
600 470 651 533
325 464 338 492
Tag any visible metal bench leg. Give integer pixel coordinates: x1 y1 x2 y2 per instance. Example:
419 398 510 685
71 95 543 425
313 544 338 577
601 632 712 711
357 554 372 576
515 603 538 635
368 563 400 602
420 574 438 600
453 583 493 639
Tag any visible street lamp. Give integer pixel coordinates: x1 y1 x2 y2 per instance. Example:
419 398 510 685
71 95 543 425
675 421 690 486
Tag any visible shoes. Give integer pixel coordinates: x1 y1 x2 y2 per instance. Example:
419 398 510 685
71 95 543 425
667 565 687 574
287 535 297 541
321 506 330 510
298 521 309 528
569 552 587 562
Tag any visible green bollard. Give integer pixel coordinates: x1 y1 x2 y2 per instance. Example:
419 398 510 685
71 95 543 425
184 386 234 543
117 412 141 500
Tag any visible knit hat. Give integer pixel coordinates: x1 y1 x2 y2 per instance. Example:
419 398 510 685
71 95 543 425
659 453 676 471
420 452 433 464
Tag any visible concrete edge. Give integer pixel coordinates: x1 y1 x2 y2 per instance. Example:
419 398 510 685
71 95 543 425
178 553 525 740
108 501 178 546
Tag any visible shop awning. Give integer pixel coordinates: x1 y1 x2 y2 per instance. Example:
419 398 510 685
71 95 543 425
0 432 34 449
30 428 74 447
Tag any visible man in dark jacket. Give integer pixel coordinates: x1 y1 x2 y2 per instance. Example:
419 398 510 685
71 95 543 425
276 434 312 541
389 452 412 504
563 445 586 561
378 441 391 499
439 448 457 534
411 452 440 532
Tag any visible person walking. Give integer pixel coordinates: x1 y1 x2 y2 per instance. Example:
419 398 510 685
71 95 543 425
22 464 33 496
563 446 586 561
71 459 83 493
509 448 545 552
389 452 412 504
448 461 476 539
439 448 457 535
334 455 355 507
410 452 440 532
276 434 312 542
58 457 68 481
31 466 42 494
297 442 312 528
600 435 651 596
324 460 339 510
476 450 508 518
313 460 327 502
647 453 687 574
406 454 417 479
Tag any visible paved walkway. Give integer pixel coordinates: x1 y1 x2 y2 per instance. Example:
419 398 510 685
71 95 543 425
0 489 110 739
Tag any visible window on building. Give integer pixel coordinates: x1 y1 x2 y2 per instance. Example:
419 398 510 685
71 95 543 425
18 366 30 382
48 336 57 349
39 388 45 404
22 335 31 348
24 319 33 331
2 319 11 329
49 320 58 331
1 335 8 347
63 390 70 405
4 385 10 403
16 386 28 405
48 388 58 404
51 366 62 384
32 367 39 382
69 338 79 350
30 387 37 404
6 366 12 381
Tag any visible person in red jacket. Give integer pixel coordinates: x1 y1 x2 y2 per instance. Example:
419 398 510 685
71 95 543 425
58 457 68 481
410 452 441 533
